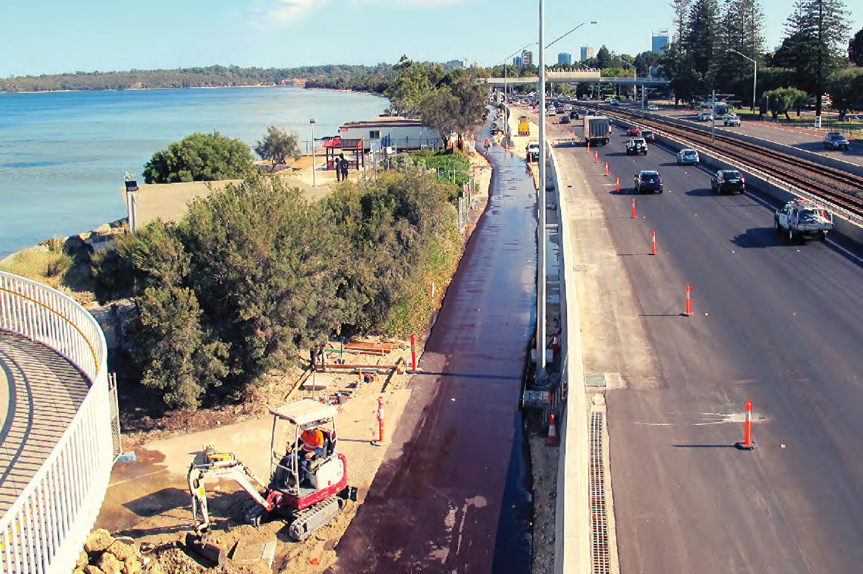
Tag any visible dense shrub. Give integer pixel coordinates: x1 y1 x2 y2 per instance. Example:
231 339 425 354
142 132 255 184
118 167 462 408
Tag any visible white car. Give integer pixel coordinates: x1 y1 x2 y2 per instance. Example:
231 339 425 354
564 104 572 111
646 104 658 111
526 141 540 162
698 111 713 121
724 115 741 127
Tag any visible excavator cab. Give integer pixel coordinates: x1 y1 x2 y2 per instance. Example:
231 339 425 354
268 401 346 500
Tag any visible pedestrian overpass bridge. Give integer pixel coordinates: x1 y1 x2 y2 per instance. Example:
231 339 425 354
483 69 669 88
0 271 117 574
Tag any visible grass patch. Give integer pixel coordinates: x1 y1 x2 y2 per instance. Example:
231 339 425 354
0 240 96 306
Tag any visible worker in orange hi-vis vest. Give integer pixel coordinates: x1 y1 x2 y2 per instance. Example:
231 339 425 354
301 427 325 459
297 427 325 484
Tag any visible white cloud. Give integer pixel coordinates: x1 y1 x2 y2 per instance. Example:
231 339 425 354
252 0 467 28
255 0 325 26
392 0 467 4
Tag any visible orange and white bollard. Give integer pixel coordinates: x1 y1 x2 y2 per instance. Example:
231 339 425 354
374 395 386 445
685 284 692 316
616 177 620 192
594 150 599 163
604 162 609 176
632 198 637 219
547 414 559 446
587 141 591 152
410 334 417 371
651 230 657 255
735 401 757 450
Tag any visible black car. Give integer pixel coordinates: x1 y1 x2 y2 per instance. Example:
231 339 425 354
710 170 745 194
559 115 571 124
640 129 655 142
823 132 850 150
570 110 580 120
634 170 663 194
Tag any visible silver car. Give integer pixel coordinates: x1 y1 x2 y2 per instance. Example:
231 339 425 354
676 149 700 165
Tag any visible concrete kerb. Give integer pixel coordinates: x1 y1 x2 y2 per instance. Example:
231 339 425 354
547 147 591 574
612 119 863 248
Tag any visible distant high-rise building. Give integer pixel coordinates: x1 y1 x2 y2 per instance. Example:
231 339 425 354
462 58 471 69
580 46 595 62
522 50 534 67
558 52 572 65
513 56 523 67
652 29 670 53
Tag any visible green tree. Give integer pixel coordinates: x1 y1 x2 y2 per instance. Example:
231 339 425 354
255 126 301 172
779 0 851 117
143 131 255 184
763 86 809 118
827 68 863 116
418 69 486 147
660 42 700 103
849 26 863 66
633 51 662 77
178 178 343 382
385 56 445 117
324 169 457 333
127 285 228 409
596 46 613 69
684 0 722 92
119 220 228 408
419 88 460 146
716 0 765 100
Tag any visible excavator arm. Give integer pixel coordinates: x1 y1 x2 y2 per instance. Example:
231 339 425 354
187 447 271 533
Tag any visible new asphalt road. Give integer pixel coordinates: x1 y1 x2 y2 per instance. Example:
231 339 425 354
555 121 863 573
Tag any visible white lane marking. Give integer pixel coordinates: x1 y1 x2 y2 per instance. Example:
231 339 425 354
636 412 769 426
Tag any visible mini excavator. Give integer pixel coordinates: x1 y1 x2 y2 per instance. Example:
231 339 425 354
187 400 356 541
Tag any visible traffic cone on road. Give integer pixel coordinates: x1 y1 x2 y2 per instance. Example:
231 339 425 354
547 414 559 446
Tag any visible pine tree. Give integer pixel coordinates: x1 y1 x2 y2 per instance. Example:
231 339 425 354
684 0 722 93
779 0 851 116
717 0 765 106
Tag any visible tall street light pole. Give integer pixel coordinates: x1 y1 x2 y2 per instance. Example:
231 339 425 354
728 48 757 113
537 0 547 380
536 17 596 379
310 118 316 187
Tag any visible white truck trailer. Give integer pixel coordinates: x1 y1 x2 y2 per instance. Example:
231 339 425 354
584 115 611 146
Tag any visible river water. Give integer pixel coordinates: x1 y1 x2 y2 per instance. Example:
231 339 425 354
0 87 387 259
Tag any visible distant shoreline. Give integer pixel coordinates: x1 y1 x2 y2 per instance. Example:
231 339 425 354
0 83 306 96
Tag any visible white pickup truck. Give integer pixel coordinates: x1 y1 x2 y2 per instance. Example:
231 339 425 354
774 199 833 242
526 141 540 162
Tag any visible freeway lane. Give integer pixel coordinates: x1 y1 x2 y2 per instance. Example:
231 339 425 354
556 124 863 573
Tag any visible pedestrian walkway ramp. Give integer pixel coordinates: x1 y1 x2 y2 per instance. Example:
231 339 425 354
0 271 117 574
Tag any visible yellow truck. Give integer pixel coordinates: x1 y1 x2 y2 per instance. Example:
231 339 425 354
518 116 530 137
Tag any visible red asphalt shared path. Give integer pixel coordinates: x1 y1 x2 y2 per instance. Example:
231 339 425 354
328 124 538 574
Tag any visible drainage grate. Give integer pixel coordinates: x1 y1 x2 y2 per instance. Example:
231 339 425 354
589 411 610 574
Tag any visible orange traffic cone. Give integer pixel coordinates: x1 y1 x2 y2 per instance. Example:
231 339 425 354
547 414 559 446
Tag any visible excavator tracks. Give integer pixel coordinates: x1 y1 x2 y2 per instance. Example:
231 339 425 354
288 496 346 541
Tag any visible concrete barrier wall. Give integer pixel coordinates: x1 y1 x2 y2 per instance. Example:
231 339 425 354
546 146 591 574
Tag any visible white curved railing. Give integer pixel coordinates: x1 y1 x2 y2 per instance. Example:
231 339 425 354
0 271 113 574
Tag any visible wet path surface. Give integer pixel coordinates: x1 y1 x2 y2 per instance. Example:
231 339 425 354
329 124 538 573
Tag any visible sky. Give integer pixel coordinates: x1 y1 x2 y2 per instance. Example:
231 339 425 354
1 0 861 78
